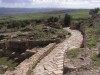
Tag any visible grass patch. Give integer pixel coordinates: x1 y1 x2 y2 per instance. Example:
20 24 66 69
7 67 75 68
15 24 68 41
0 57 18 74
88 34 97 48
91 53 100 66
85 26 97 48
66 48 81 58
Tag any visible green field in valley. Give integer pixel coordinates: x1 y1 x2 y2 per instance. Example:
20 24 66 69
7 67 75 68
0 9 90 23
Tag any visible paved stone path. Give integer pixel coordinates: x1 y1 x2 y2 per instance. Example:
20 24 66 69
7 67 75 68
31 28 83 75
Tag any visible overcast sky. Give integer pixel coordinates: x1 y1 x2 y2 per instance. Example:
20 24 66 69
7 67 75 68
0 0 100 8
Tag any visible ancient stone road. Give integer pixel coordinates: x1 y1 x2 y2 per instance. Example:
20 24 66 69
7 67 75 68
31 28 83 75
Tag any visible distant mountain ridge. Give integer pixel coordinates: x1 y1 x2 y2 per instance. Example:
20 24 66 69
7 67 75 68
0 8 66 15
0 8 89 15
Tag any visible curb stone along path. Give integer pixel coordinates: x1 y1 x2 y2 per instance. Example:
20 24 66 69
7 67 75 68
31 27 83 75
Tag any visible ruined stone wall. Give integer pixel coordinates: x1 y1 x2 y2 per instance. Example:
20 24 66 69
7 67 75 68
4 43 56 75
0 39 57 52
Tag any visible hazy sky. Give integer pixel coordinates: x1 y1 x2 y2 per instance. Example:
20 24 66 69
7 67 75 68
0 0 100 8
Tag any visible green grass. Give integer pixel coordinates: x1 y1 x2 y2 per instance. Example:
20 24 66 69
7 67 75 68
83 10 100 48
91 53 100 66
14 24 68 41
0 57 18 74
88 34 97 48
66 48 81 58
85 25 98 48
69 10 90 19
30 26 67 40
0 9 90 23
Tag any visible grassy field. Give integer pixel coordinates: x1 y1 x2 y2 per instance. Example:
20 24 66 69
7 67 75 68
0 9 90 23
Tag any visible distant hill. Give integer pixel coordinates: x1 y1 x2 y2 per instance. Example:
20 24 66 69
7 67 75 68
0 8 90 15
0 8 67 15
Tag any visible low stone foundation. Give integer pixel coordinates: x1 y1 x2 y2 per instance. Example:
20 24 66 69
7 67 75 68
4 43 56 75
0 39 57 51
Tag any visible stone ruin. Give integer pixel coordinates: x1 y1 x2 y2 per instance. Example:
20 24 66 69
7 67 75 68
0 39 57 65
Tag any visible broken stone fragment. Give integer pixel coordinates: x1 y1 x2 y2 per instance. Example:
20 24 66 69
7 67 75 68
64 63 77 74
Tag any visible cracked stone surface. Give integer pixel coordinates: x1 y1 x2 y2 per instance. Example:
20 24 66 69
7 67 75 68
31 27 83 75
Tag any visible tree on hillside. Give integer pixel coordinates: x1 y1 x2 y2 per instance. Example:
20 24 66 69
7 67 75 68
64 14 72 27
89 8 99 16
